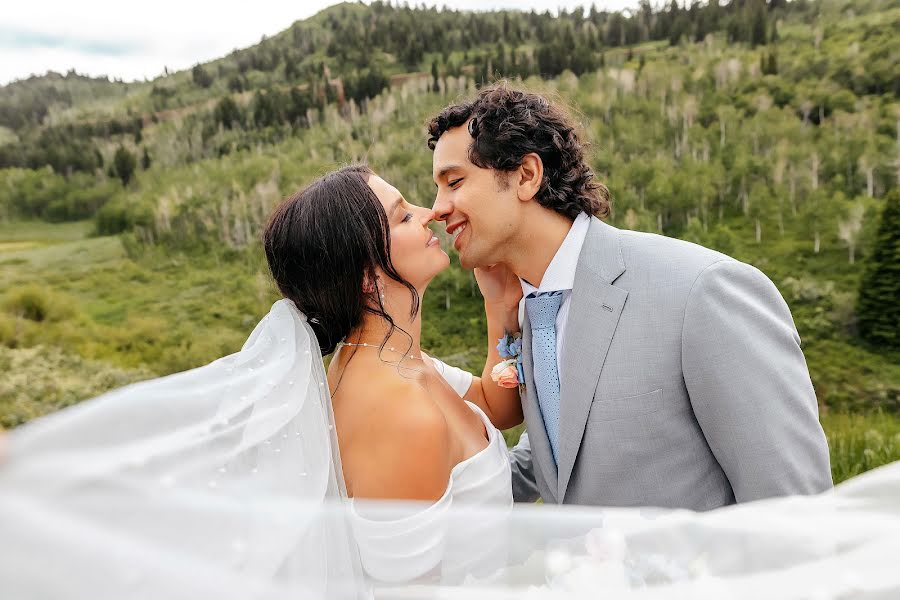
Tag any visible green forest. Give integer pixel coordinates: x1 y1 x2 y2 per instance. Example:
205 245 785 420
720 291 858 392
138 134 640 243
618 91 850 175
0 0 897 484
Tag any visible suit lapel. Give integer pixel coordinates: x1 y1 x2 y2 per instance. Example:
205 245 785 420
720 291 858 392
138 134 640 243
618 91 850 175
557 218 628 502
521 310 558 502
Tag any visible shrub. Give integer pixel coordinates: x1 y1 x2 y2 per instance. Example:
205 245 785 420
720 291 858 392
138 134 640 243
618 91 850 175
0 345 152 428
2 284 75 323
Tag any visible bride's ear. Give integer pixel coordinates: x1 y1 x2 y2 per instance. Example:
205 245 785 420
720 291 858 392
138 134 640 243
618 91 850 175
362 272 376 295
362 271 385 303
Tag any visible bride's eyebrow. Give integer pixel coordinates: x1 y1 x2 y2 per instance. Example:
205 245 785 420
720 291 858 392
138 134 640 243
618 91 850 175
388 196 404 216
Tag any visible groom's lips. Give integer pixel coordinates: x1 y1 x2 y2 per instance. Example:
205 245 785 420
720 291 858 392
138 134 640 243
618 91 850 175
447 220 468 251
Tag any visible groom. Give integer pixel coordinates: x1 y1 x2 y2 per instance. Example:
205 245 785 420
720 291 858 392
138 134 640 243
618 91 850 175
427 84 832 509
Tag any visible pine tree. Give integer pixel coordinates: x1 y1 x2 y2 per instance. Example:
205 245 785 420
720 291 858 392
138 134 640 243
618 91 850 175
112 146 137 186
214 96 243 130
761 51 777 75
749 1 768 47
494 42 506 76
227 76 245 93
191 64 214 88
252 90 280 128
857 189 900 349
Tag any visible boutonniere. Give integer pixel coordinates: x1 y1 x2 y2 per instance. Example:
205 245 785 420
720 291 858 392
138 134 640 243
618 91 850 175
491 330 525 393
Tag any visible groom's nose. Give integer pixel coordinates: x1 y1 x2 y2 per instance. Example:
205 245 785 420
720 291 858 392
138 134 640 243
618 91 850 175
432 191 452 222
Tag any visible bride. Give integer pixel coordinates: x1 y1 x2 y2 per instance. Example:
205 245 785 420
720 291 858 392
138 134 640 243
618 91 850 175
262 164 521 582
0 164 522 597
265 165 521 498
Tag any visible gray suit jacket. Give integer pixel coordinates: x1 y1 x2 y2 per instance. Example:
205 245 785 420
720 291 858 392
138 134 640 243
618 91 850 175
510 217 832 508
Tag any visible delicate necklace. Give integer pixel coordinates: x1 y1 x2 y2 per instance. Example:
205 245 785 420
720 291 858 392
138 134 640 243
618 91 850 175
338 341 426 361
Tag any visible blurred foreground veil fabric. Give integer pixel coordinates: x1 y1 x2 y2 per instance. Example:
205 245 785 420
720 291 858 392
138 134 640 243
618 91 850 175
0 299 368 599
0 300 897 598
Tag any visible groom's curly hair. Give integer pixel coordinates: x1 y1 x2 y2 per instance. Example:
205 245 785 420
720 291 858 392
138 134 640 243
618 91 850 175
427 82 610 220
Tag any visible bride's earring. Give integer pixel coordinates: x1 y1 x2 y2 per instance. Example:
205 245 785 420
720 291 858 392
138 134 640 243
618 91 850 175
377 279 385 303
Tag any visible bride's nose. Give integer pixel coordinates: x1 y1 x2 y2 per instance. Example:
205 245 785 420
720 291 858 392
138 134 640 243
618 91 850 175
418 205 436 225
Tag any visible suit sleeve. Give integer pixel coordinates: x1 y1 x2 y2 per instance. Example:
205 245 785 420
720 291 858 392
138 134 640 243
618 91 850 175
681 260 832 502
508 432 541 503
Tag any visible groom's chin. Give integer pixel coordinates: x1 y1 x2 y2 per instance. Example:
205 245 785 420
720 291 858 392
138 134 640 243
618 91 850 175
455 245 477 270
458 250 492 272
457 252 476 271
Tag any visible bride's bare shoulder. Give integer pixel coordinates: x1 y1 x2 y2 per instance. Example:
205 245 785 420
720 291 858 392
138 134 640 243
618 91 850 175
337 374 452 501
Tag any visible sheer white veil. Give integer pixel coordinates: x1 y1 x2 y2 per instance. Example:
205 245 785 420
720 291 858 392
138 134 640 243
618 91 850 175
0 299 367 599
1 297 899 598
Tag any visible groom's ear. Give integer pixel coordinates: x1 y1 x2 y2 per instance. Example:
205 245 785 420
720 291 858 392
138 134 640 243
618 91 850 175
516 153 543 202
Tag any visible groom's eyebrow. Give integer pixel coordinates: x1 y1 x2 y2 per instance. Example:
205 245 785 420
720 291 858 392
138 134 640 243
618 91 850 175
433 165 461 186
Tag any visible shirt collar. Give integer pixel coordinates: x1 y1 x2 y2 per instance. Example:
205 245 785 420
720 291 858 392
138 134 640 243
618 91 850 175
520 212 591 297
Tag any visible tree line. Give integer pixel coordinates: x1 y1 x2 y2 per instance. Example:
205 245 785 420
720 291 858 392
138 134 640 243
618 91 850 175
1 0 848 178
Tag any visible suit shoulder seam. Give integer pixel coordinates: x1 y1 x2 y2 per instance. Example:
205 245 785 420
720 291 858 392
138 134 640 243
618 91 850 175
678 258 734 352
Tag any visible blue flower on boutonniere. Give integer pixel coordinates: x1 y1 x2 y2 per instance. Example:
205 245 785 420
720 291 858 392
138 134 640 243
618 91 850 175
492 330 525 389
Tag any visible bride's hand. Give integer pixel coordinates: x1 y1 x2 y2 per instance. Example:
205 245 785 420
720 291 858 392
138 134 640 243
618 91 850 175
474 264 522 312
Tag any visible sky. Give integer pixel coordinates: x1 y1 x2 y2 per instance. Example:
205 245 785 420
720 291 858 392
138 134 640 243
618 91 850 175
0 0 641 85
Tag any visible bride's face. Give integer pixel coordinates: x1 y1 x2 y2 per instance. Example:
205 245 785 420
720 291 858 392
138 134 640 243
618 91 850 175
367 174 449 290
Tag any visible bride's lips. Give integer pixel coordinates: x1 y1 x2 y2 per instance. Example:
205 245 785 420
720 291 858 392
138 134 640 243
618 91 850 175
426 231 440 247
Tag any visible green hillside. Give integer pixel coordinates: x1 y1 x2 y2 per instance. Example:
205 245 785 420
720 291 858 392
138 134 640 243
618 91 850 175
1 0 898 482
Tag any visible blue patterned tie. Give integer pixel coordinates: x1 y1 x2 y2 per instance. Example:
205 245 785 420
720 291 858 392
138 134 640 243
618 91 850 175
526 291 563 465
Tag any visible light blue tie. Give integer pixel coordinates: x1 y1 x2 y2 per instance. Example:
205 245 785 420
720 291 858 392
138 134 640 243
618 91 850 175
526 291 563 465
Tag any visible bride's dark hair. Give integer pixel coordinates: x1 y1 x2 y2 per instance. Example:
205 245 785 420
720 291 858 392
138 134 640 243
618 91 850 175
262 164 419 355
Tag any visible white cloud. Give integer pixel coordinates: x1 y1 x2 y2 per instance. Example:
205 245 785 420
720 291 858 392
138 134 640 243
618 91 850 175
0 1 334 84
0 0 640 85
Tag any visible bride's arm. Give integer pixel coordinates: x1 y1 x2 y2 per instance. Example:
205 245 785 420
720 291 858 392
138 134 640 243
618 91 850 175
462 265 524 431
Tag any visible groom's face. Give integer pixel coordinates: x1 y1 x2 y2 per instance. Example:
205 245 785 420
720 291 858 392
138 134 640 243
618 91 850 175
431 124 519 269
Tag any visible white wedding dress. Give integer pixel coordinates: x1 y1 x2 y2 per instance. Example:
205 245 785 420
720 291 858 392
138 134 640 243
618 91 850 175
349 353 513 585
350 399 512 585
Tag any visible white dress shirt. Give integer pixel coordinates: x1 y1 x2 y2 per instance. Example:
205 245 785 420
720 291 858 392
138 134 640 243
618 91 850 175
518 212 591 367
